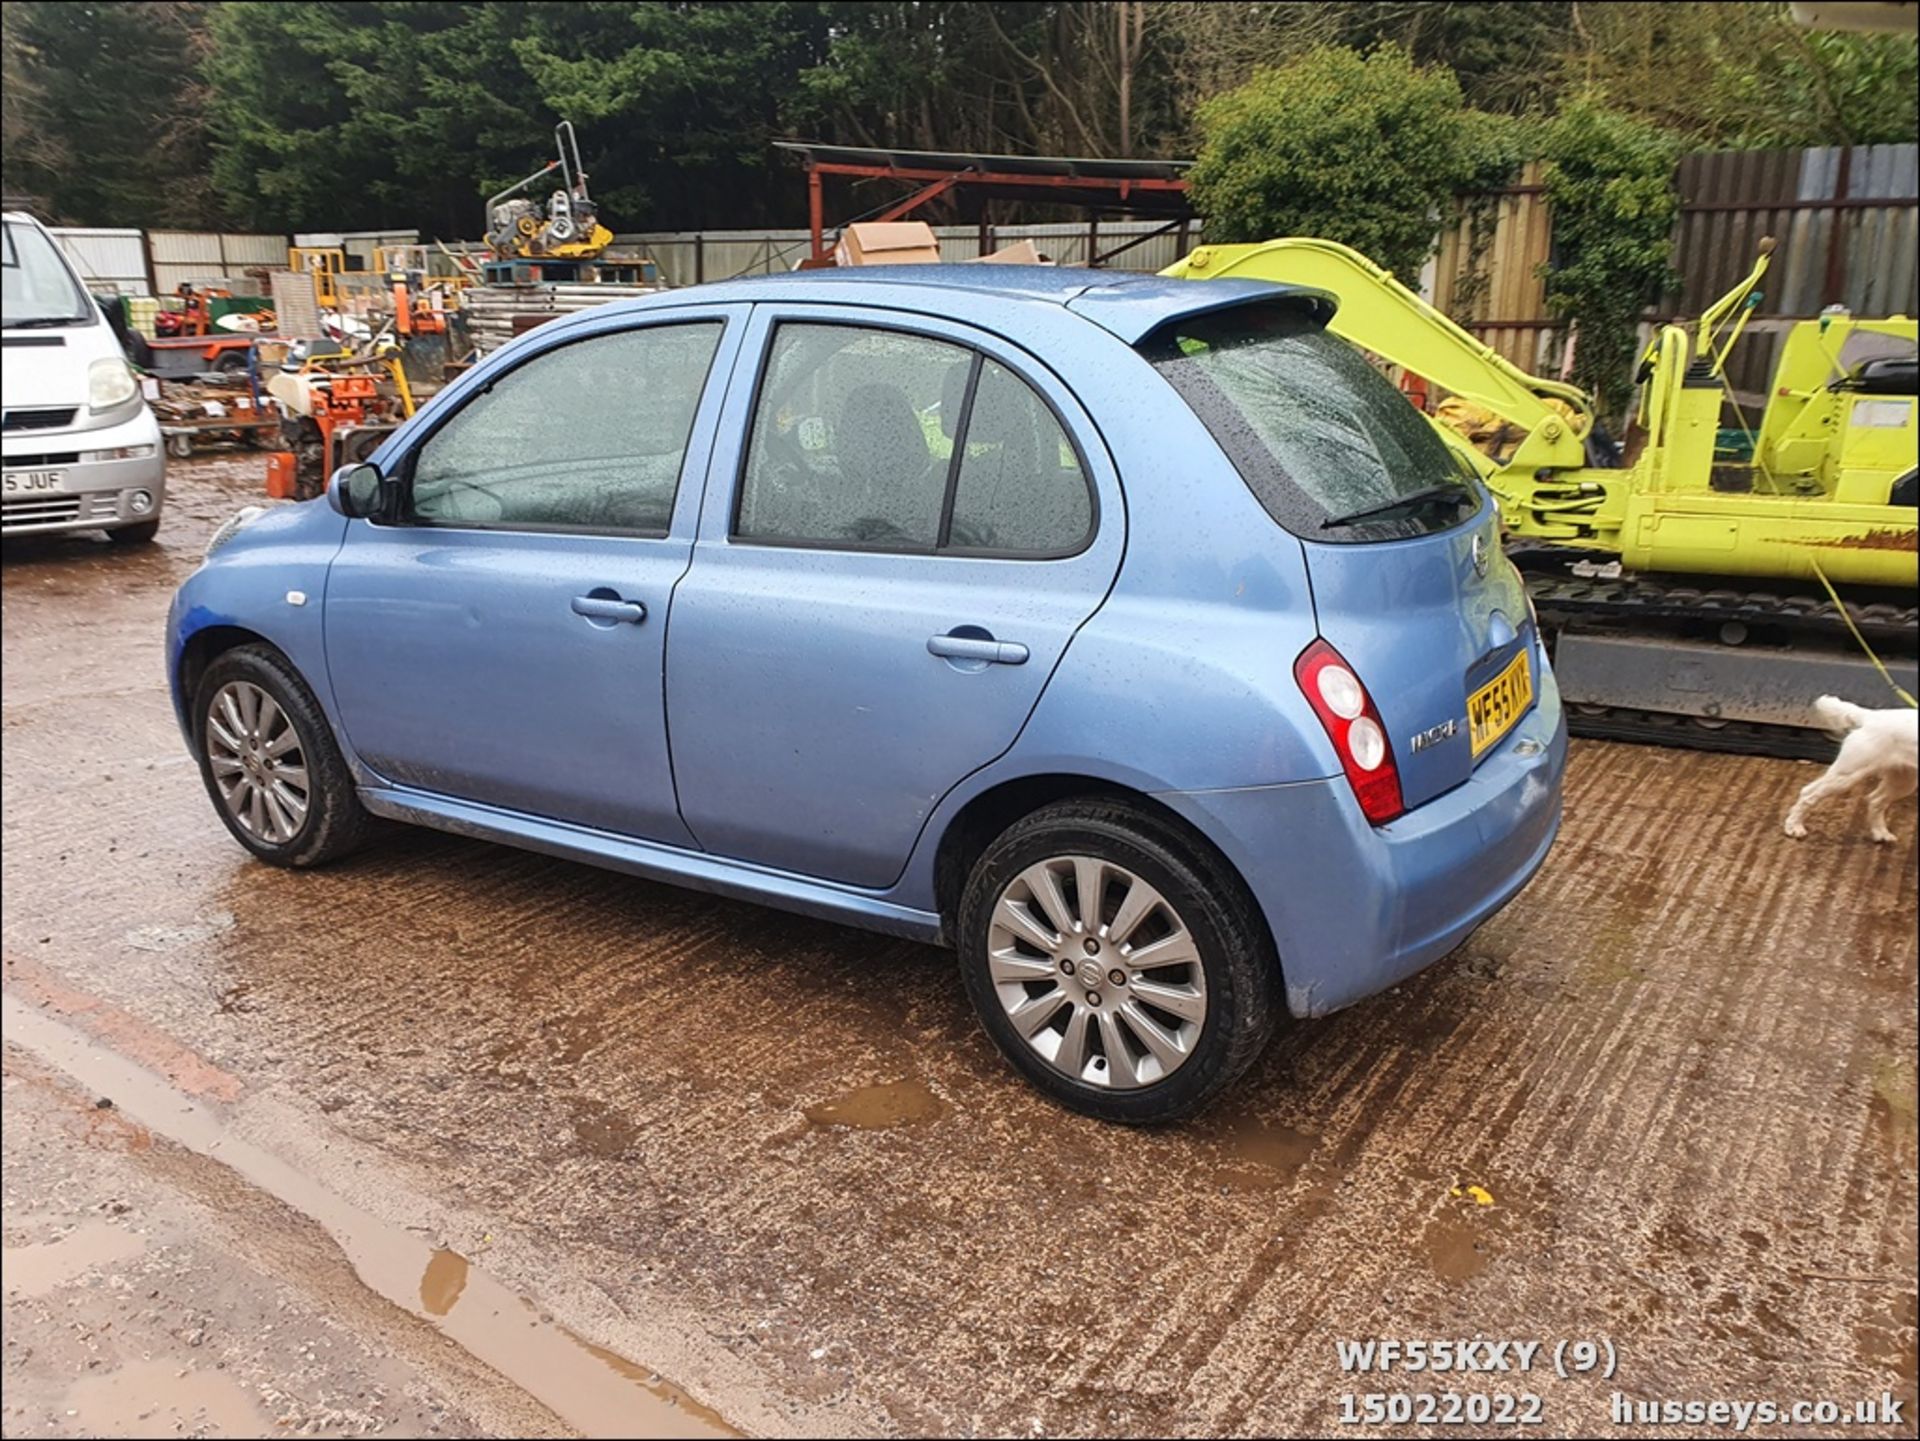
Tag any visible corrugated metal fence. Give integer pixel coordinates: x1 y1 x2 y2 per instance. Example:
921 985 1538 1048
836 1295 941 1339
48 228 149 296
147 230 291 297
620 220 1190 286
1432 143 1918 392
50 228 412 300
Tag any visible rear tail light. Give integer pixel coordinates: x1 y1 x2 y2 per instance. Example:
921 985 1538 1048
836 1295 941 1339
1294 639 1405 825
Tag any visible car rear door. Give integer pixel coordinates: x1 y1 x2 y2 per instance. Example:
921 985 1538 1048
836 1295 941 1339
323 305 747 842
665 305 1124 889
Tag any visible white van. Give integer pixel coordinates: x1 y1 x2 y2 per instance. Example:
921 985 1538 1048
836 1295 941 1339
2 211 166 543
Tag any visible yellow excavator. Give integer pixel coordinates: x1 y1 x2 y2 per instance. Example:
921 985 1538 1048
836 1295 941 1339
1166 237 1918 757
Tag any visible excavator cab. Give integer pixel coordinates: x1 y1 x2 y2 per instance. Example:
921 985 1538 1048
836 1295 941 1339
1748 314 1918 507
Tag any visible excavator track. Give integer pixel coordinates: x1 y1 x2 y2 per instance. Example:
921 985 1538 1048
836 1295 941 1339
1517 560 1919 646
1516 551 1918 762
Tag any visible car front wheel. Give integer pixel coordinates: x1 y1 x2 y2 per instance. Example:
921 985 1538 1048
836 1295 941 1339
957 798 1278 1123
193 645 371 867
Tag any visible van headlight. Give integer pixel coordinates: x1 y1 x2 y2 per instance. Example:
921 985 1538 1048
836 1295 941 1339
88 357 139 412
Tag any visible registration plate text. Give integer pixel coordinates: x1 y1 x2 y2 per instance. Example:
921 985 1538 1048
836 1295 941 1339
3 470 65 494
1468 650 1534 758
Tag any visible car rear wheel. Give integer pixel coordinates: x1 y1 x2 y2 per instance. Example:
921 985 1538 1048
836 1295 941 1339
193 645 372 868
957 798 1277 1123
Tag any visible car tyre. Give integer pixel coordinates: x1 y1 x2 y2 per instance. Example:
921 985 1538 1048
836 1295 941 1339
193 644 372 868
106 519 161 546
958 798 1278 1124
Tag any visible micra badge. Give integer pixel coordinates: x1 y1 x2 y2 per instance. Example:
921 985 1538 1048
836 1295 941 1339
1410 718 1459 753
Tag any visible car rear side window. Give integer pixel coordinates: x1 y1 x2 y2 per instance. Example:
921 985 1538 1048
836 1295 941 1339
735 324 961 549
409 322 721 535
945 359 1090 555
736 322 1093 556
1140 304 1478 542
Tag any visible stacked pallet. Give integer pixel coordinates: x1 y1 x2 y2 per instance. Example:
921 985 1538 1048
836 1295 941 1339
462 282 663 355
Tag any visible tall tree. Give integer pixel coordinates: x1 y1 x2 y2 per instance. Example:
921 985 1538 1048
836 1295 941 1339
1333 2 1574 115
1 1 217 226
1557 1 1917 147
204 1 829 235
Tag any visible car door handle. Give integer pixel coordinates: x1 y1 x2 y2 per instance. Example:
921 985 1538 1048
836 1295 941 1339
571 595 647 624
927 634 1029 666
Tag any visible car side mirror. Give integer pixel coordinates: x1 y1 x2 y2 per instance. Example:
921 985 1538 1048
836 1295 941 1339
328 462 383 518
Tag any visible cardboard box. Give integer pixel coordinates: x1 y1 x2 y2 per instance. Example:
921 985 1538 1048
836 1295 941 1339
835 221 942 267
967 238 1050 266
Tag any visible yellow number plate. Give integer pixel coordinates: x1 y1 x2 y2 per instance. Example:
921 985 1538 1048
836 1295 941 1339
1468 650 1534 758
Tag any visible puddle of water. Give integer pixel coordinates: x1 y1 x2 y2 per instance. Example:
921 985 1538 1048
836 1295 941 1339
3 1220 147 1297
1422 1211 1490 1282
571 1332 740 1436
803 1078 948 1130
567 1097 640 1157
64 1358 267 1438
2 994 736 1440
1212 1115 1317 1192
420 1247 469 1317
1870 1059 1917 1158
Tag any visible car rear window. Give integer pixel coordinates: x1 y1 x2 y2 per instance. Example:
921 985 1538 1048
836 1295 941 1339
1139 304 1478 542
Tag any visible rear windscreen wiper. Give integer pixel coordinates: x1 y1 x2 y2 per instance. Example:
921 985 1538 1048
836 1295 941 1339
1321 484 1476 530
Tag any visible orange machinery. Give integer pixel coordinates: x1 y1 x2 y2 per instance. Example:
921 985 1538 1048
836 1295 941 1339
265 355 416 500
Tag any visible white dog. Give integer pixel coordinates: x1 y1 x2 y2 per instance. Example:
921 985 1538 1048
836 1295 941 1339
1783 696 1919 844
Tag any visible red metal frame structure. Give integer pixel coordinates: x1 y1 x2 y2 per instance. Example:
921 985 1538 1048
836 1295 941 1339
775 142 1195 266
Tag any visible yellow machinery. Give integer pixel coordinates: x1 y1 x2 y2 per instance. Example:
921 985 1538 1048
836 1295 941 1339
483 121 613 263
288 246 346 308
1167 237 1918 753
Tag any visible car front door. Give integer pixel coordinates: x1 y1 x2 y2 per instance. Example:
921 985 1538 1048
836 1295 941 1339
324 306 746 843
667 307 1124 889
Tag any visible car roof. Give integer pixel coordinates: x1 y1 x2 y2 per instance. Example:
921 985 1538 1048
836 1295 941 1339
616 264 1336 346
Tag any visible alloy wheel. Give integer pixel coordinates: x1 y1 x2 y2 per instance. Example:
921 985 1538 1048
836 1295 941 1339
205 680 311 845
986 855 1208 1089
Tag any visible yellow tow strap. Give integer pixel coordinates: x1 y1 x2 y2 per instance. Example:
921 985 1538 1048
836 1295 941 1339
1809 558 1918 708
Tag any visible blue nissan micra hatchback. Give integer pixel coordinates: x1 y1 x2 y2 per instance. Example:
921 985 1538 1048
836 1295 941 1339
168 267 1566 1121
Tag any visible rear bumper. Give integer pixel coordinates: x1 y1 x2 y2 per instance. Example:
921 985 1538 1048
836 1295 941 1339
1162 665 1566 1018
1 408 166 536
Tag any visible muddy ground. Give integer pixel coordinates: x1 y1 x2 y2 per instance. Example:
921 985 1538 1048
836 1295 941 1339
2 454 1915 1439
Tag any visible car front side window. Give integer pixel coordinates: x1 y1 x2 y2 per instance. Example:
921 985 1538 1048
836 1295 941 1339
409 322 722 535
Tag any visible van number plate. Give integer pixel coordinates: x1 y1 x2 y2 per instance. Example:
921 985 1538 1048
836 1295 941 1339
1468 650 1534 758
3 470 66 494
